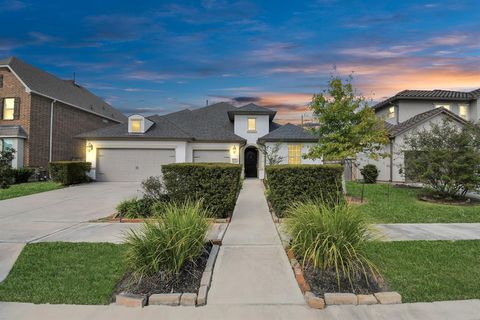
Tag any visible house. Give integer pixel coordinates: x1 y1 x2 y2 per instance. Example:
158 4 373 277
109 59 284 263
78 102 321 181
357 89 479 182
0 57 126 168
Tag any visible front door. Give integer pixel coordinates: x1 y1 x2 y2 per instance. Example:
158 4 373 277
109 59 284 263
244 147 258 178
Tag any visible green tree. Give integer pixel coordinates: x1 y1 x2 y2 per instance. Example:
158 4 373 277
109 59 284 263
258 142 284 165
0 148 15 189
306 76 389 161
402 119 480 198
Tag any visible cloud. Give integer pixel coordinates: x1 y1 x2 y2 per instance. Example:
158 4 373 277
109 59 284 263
231 96 261 103
84 14 158 42
0 0 27 12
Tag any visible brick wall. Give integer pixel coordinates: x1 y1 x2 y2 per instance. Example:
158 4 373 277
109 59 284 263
0 67 32 165
1 66 120 167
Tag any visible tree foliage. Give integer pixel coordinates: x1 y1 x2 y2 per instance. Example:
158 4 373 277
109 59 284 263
307 76 389 161
0 148 15 189
402 119 480 198
258 142 284 165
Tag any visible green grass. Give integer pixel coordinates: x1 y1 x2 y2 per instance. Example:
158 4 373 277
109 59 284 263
0 181 63 201
366 240 480 303
347 182 480 223
0 242 127 305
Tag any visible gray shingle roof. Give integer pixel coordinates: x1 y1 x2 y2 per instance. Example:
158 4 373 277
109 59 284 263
388 107 468 137
0 125 27 138
374 89 480 110
0 57 126 122
227 103 276 120
258 123 317 142
78 115 192 140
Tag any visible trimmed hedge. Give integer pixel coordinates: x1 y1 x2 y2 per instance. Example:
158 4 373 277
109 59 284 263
12 167 34 184
265 164 344 217
162 163 242 218
48 161 91 186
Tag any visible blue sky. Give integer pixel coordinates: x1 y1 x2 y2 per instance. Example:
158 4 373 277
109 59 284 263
1 0 480 122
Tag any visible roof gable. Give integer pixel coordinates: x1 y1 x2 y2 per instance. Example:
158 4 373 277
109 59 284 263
0 56 126 122
227 103 276 120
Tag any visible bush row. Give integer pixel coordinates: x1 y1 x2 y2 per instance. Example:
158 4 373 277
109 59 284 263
265 164 344 217
162 163 242 218
48 161 91 185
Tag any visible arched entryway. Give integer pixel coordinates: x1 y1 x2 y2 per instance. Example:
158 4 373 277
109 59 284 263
244 146 258 178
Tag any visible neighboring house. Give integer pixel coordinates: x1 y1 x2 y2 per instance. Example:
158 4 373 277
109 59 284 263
0 57 126 168
358 89 479 182
79 102 321 181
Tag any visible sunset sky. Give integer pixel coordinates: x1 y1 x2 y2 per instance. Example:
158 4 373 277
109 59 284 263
2 0 480 122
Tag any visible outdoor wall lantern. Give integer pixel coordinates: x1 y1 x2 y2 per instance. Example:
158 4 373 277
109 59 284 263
87 142 94 152
232 145 237 155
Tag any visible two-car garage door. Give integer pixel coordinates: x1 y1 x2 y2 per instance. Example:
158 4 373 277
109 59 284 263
96 148 175 182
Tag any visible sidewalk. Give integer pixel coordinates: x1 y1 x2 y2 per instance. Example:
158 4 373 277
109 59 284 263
207 179 305 305
375 223 480 241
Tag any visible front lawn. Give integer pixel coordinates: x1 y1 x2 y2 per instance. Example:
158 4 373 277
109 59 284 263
347 182 480 223
366 240 480 303
0 242 126 305
0 181 63 201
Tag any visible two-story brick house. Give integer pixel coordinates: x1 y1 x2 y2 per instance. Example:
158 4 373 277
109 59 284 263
0 57 126 168
357 89 480 182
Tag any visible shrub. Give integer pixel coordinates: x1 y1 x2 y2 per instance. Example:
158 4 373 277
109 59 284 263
0 148 15 189
12 167 34 184
116 198 152 219
124 200 209 280
162 163 242 218
141 176 168 202
265 164 343 217
402 119 480 198
48 161 91 185
360 164 379 184
285 201 378 289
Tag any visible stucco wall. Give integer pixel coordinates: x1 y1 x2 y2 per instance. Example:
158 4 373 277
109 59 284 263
233 115 269 144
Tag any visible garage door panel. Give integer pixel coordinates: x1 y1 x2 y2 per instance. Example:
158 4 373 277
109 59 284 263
96 148 175 182
193 150 230 163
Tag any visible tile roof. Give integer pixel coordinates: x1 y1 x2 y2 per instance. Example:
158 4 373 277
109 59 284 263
258 123 317 142
0 125 27 138
0 56 126 122
374 88 480 110
388 107 468 137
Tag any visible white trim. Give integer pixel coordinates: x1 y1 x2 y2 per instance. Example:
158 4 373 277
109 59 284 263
1 64 123 123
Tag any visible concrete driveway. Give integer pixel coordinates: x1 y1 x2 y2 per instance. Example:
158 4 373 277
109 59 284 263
0 182 140 243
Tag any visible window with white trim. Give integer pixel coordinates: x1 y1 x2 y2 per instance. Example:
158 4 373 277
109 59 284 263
3 98 15 120
388 106 395 119
130 119 142 133
288 144 302 164
435 104 450 110
459 105 469 120
247 118 256 132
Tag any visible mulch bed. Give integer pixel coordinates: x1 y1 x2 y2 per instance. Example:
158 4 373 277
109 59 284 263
116 243 212 295
302 262 387 297
418 194 480 206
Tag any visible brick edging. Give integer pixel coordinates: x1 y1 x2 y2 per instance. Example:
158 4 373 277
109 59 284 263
286 249 402 309
116 244 221 308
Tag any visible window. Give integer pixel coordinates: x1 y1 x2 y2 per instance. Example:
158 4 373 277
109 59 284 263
0 75 3 88
435 104 450 110
2 98 15 120
130 119 141 133
288 144 302 164
388 106 396 119
0 138 13 152
247 118 256 132
459 105 469 120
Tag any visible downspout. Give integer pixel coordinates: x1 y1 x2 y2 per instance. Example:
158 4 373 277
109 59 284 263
389 138 394 182
49 100 56 162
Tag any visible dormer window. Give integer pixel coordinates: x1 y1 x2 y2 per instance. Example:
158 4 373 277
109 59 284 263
128 114 153 134
131 119 141 133
247 118 256 132
388 106 395 119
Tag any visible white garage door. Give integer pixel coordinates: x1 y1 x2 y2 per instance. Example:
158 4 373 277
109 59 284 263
96 148 175 182
193 150 230 163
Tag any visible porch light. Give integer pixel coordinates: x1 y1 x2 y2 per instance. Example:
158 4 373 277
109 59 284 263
87 142 94 152
232 145 237 155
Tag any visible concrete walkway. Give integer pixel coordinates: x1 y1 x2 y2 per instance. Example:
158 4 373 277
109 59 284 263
375 223 480 241
207 179 305 305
